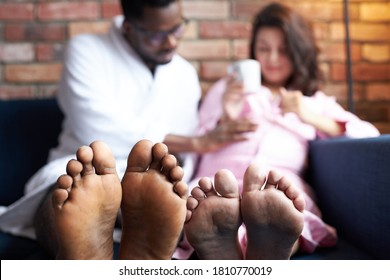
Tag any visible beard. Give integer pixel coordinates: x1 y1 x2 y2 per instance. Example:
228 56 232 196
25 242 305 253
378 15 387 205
143 48 176 67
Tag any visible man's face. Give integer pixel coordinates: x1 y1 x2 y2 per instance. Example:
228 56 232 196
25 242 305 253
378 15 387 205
123 1 186 68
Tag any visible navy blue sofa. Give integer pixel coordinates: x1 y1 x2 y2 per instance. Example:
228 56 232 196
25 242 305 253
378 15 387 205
0 98 389 260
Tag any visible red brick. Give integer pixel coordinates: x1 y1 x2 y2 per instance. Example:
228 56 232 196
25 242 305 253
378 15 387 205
232 1 267 19
322 82 364 103
372 122 390 135
5 63 62 83
178 40 230 60
366 83 390 101
183 1 229 19
183 21 197 40
35 43 64 61
331 23 390 42
355 102 389 122
0 43 34 62
319 42 361 62
199 21 251 39
320 62 330 82
200 61 229 81
0 3 33 21
102 1 121 19
36 85 58 98
360 3 390 22
232 39 249 59
362 44 390 63
200 81 215 99
312 23 329 41
0 85 35 100
37 2 100 21
5 23 66 42
321 83 348 102
296 2 344 21
331 63 390 82
68 21 111 38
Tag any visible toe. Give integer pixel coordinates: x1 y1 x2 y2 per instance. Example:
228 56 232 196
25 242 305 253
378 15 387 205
57 174 73 190
197 177 214 195
186 196 199 211
278 177 305 212
90 141 117 175
191 187 207 201
126 139 154 172
264 170 283 189
173 181 188 199
242 163 267 193
169 166 184 182
149 143 169 170
66 160 83 181
161 154 178 178
52 188 69 210
214 169 239 198
76 146 94 176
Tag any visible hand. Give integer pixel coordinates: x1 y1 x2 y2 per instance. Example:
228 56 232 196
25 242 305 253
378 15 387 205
280 88 312 123
195 118 258 153
222 76 247 120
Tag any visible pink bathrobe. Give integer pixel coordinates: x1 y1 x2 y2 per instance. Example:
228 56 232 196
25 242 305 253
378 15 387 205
173 78 380 259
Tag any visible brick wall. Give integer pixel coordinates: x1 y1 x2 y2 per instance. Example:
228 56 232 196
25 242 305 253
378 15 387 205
1 0 389 133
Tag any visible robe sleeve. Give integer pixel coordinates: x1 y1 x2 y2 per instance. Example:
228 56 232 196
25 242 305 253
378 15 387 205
312 91 380 139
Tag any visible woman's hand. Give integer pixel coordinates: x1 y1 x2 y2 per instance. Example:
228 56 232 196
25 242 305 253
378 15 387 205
222 76 247 120
280 88 312 123
279 88 344 136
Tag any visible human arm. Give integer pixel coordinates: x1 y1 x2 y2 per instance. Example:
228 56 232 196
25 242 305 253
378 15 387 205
280 88 380 138
280 88 344 137
162 77 258 155
164 117 258 154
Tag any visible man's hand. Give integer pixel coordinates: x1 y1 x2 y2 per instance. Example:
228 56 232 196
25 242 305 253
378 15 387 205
195 118 258 153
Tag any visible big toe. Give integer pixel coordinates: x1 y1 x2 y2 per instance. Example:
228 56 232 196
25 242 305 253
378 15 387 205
125 139 154 173
242 163 267 193
90 141 117 175
214 169 240 198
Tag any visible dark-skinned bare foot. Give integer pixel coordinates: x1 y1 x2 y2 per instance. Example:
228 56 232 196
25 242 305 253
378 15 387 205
119 140 188 260
184 169 242 259
52 141 122 259
241 164 305 259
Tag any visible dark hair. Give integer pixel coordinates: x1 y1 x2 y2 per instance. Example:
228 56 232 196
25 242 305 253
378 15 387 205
120 0 178 21
249 2 323 96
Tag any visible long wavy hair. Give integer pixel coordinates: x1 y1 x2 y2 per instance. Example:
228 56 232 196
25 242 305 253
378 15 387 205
249 2 323 96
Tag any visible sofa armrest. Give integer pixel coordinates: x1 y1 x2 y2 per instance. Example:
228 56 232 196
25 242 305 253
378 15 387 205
307 135 390 259
0 99 63 206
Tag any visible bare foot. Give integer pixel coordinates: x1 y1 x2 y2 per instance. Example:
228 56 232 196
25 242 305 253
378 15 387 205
119 140 188 259
184 169 242 259
241 164 305 259
52 141 122 259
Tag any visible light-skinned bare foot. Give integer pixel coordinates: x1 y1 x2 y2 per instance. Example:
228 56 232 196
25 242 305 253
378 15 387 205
52 141 122 259
119 140 188 260
184 169 243 259
241 164 305 260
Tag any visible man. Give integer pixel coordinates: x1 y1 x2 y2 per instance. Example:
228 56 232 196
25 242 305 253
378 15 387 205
0 0 256 259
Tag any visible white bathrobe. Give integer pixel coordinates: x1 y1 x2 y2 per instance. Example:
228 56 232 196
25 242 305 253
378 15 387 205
0 16 201 241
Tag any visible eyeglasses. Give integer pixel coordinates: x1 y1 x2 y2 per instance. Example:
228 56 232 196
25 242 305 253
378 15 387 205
130 18 189 46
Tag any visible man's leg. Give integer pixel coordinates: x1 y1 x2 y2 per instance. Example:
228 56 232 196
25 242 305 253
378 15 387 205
34 141 122 259
119 140 188 260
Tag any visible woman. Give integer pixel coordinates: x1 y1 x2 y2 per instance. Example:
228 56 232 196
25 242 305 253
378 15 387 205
175 2 380 259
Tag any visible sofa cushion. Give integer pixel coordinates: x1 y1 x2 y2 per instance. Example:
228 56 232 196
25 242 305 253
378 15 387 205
0 99 63 206
308 136 390 259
